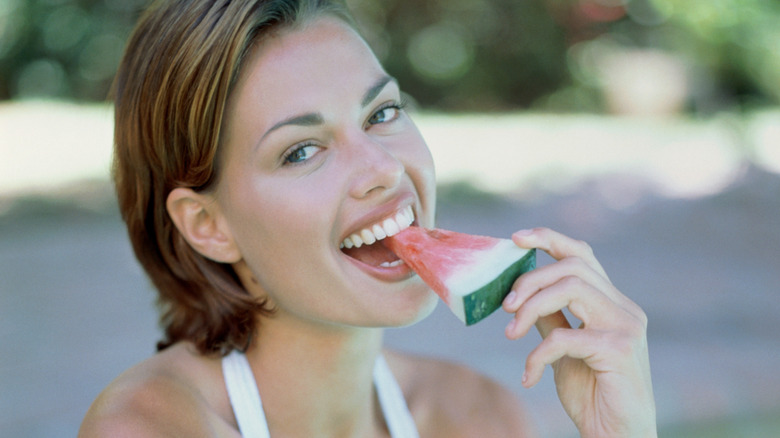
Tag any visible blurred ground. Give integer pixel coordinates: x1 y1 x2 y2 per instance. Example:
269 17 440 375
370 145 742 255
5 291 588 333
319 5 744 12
1 103 779 437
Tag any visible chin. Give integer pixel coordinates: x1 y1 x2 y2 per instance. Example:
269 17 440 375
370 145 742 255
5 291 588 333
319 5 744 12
385 286 439 328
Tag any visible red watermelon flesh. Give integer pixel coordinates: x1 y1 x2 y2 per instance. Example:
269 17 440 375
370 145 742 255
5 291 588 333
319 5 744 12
385 226 536 325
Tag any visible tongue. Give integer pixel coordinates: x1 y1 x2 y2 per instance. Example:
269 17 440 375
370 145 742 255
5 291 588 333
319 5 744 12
342 240 400 267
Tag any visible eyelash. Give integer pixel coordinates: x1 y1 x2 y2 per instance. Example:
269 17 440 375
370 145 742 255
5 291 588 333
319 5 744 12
280 98 409 167
368 99 408 126
282 142 319 166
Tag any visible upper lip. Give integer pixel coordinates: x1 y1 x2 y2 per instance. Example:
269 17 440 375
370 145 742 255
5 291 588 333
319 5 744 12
340 198 416 249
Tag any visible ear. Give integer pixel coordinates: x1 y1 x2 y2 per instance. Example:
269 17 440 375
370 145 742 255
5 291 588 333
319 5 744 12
166 187 242 264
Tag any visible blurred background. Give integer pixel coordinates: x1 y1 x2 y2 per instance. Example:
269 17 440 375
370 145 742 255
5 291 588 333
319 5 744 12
1 0 779 437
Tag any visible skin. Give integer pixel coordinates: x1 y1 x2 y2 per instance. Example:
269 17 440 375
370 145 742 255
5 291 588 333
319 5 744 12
80 15 656 438
505 229 657 437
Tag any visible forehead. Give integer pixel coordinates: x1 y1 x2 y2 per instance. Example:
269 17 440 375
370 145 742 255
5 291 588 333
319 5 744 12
230 17 385 115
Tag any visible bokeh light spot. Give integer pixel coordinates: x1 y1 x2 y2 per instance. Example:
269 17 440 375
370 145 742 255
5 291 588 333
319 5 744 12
13 58 68 98
407 22 474 82
0 0 24 59
42 5 90 53
78 33 125 82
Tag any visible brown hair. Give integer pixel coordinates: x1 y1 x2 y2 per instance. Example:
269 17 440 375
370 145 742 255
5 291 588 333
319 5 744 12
112 0 355 355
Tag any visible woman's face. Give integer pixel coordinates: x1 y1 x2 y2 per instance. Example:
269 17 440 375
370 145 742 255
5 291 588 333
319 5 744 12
214 16 438 328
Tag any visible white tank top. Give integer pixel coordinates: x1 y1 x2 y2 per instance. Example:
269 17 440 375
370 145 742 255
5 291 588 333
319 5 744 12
222 351 419 438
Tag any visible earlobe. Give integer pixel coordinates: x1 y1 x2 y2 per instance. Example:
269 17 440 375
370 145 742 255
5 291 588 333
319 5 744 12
166 188 242 264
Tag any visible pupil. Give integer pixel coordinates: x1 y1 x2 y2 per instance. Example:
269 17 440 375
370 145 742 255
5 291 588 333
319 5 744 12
289 148 305 162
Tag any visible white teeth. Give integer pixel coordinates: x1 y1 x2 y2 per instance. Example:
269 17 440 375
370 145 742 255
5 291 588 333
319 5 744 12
382 217 400 237
341 206 416 250
360 229 376 245
379 260 405 268
372 224 387 240
399 205 413 226
350 233 364 248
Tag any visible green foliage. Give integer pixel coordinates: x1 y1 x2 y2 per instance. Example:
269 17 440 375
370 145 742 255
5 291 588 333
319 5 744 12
652 0 780 105
349 0 570 111
1 0 777 112
0 0 145 101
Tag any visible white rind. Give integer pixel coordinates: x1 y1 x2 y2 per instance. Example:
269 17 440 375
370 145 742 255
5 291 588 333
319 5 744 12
448 297 466 323
445 239 532 298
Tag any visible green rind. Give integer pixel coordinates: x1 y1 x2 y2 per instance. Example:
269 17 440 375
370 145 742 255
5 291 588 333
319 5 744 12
461 249 536 326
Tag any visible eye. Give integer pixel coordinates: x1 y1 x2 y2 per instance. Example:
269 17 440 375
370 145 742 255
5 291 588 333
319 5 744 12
283 143 321 165
367 100 407 126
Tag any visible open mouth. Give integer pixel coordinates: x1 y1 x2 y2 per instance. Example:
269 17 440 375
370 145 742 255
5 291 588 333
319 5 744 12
340 205 414 268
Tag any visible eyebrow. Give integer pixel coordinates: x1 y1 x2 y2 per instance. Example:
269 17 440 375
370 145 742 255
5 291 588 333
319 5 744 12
255 75 396 149
361 75 395 107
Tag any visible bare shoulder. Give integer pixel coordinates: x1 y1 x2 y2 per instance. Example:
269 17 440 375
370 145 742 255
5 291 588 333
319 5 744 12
79 343 237 438
384 349 537 438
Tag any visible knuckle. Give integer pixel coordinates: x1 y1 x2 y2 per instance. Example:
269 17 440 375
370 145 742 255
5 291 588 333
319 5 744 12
547 327 569 343
635 308 649 329
613 313 648 348
562 255 588 271
627 313 648 338
576 239 594 256
560 274 586 289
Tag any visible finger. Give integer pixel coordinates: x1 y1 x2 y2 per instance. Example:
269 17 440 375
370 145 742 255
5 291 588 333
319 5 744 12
505 304 570 340
535 311 570 339
503 255 617 314
505 275 617 340
509 228 646 320
523 327 604 388
513 228 608 279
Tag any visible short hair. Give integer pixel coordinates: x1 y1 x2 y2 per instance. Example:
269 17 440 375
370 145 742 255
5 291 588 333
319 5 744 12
112 0 355 355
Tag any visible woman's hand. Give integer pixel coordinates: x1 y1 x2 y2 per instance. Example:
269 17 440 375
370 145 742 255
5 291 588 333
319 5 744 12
502 228 657 438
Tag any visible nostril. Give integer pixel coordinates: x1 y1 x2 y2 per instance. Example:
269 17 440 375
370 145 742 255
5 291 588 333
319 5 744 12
348 143 404 199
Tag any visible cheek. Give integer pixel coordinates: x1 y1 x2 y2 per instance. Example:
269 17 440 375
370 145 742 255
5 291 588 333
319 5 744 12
239 193 325 256
226 177 340 291
396 130 437 225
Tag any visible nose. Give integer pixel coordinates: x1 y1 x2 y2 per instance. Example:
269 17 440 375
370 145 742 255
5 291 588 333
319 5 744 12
346 133 405 199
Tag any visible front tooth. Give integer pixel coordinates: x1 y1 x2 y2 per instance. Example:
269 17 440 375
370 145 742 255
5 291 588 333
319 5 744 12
382 217 401 236
345 208 413 248
396 210 411 228
360 228 377 245
372 224 387 240
350 233 364 248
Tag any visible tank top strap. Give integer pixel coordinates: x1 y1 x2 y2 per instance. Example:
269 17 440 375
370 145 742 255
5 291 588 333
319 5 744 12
221 351 419 438
373 354 420 438
222 350 271 438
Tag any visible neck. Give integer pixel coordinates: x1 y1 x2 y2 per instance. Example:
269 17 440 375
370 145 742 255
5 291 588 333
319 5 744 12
244 313 387 438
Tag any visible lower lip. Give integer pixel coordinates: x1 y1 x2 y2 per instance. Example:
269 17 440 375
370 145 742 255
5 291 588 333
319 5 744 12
342 252 416 282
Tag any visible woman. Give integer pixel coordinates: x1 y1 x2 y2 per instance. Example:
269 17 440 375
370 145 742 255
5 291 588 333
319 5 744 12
80 0 656 436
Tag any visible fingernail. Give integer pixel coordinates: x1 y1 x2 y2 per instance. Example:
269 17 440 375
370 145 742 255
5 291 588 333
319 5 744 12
521 371 528 386
505 319 517 338
504 290 517 307
514 229 534 237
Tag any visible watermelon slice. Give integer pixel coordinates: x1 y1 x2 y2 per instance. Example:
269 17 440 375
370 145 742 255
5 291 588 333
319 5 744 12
385 227 536 325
